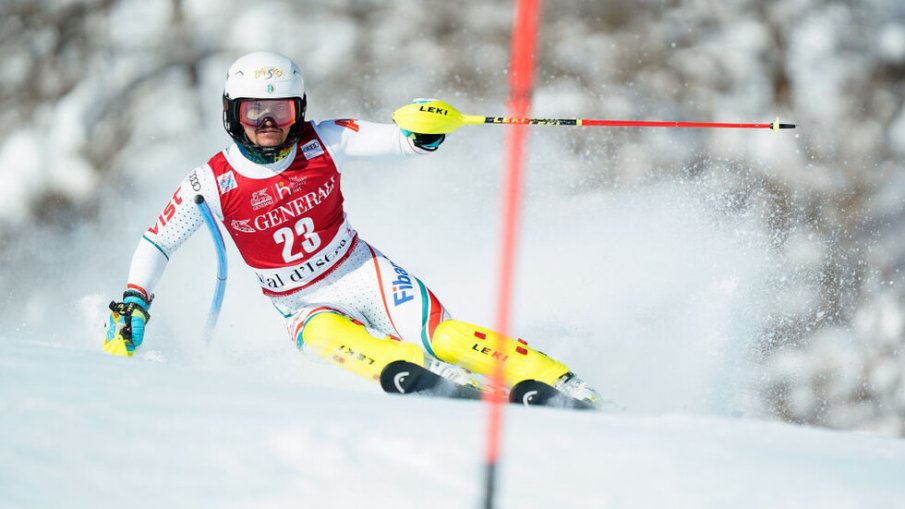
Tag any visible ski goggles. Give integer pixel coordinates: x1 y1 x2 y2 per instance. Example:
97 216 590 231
237 98 298 128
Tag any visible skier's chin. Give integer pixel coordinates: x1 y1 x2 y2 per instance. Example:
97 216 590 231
255 131 284 146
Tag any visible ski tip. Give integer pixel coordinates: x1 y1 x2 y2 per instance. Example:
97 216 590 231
509 379 598 411
379 360 484 400
379 360 417 394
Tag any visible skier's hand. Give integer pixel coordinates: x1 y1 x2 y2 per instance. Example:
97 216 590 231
403 130 445 151
398 98 446 151
103 290 152 357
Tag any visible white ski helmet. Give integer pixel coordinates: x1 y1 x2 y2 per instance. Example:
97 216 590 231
222 51 307 161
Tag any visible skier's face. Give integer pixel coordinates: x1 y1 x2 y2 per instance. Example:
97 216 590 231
243 118 290 147
238 98 295 147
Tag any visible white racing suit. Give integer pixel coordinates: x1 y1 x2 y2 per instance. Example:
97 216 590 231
126 118 584 392
129 118 446 345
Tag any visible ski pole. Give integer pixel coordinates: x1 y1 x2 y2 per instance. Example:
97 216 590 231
392 99 796 135
194 195 228 343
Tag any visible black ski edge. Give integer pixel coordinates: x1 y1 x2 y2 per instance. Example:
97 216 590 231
509 379 597 410
380 360 483 400
380 361 599 410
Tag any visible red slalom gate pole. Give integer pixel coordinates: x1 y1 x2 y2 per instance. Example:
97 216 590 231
482 0 541 508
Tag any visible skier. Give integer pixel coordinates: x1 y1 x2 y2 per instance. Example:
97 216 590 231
104 51 599 405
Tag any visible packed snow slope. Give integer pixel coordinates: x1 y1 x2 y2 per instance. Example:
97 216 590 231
6 126 903 508
2 338 904 509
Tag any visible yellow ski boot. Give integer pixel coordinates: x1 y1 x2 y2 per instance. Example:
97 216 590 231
300 312 426 383
430 319 600 405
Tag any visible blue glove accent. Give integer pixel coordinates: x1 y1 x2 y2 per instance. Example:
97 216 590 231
107 290 152 351
123 294 150 347
401 128 445 151
415 134 445 150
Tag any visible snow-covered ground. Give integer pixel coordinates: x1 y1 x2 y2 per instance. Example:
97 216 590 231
3 1 905 464
2 338 904 509
3 127 904 507
2 7 903 500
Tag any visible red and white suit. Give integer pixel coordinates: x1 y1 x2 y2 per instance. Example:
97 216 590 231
127 119 449 356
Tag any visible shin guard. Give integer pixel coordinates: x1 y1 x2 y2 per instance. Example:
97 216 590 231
430 320 571 387
300 312 425 383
